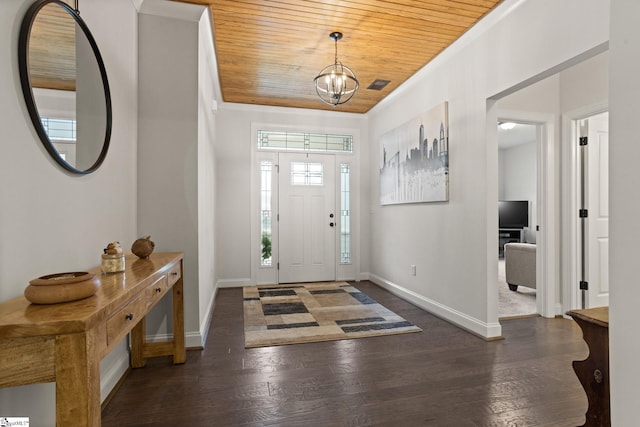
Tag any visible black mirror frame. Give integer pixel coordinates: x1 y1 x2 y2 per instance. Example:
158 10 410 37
18 0 112 175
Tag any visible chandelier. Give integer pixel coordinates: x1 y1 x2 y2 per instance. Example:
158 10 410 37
313 32 359 107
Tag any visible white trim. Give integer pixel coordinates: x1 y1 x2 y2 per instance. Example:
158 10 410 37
198 287 217 348
250 122 362 286
497 109 558 318
143 331 204 349
184 331 204 349
561 102 609 316
99 344 129 403
139 0 206 20
251 151 279 285
369 274 502 339
141 289 218 349
222 101 364 118
142 287 216 349
130 0 144 11
217 278 253 288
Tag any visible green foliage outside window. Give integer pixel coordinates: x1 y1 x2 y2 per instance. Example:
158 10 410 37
261 234 272 261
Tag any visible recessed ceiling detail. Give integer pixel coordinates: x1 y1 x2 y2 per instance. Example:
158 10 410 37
175 0 503 113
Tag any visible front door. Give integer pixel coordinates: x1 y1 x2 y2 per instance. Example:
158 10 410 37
585 112 610 308
278 152 336 283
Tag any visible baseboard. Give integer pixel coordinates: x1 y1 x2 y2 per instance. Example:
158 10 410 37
100 341 130 404
368 274 502 339
197 286 217 348
143 286 218 349
217 278 252 288
554 302 563 317
101 367 130 410
358 272 370 281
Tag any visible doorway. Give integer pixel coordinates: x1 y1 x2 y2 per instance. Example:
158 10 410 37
497 121 538 318
576 111 610 309
251 128 358 287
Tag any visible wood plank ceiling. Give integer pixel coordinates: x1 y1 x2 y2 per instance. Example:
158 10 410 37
175 0 503 113
28 1 77 91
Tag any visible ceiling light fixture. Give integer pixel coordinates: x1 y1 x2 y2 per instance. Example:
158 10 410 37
313 32 359 107
499 121 517 130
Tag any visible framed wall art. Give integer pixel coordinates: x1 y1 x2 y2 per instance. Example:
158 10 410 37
379 101 449 205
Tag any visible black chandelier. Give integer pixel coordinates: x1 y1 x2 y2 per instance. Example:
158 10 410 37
313 32 359 107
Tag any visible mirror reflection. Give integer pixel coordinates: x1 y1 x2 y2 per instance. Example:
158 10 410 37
20 0 111 174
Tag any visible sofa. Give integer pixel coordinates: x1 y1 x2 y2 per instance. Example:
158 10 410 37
504 243 536 291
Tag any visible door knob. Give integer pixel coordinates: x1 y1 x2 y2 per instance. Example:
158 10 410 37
329 213 334 218
329 222 335 227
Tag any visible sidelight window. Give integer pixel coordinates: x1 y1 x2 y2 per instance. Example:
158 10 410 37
340 163 351 264
260 161 273 267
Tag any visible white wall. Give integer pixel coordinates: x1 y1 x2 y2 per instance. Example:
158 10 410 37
366 0 609 337
0 0 138 422
609 0 640 423
499 141 536 243
495 51 609 315
197 9 218 339
214 104 367 286
138 1 216 347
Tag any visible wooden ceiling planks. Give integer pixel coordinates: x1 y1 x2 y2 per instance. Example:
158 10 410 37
182 0 503 113
21 0 501 111
28 2 77 91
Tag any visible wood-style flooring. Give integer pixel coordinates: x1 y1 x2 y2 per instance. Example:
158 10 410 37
102 281 588 426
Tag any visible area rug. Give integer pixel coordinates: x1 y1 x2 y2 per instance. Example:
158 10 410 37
498 259 537 318
243 282 422 348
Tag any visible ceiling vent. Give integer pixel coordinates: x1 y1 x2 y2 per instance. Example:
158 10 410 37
367 79 390 91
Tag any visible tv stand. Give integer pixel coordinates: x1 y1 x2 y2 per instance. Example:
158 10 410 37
499 228 524 258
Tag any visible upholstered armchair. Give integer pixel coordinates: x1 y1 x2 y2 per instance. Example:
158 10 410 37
504 243 536 291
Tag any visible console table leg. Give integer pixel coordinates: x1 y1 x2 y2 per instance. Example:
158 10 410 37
130 317 146 368
55 330 101 426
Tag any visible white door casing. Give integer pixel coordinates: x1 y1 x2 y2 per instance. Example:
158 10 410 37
278 152 336 283
585 112 610 308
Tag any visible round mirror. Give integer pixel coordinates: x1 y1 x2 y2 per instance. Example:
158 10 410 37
18 0 112 174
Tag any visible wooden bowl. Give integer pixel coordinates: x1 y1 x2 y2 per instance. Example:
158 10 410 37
25 272 100 304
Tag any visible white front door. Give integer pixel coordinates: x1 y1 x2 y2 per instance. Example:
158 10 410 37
278 152 336 283
585 112 609 308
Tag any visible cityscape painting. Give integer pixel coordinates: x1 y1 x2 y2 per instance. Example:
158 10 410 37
379 101 449 205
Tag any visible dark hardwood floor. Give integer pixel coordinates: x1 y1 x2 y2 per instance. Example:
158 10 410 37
102 281 588 426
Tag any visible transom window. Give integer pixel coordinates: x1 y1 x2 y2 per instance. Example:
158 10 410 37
41 117 76 141
258 130 352 153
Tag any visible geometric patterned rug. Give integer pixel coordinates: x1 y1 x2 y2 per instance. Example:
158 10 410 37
243 281 422 348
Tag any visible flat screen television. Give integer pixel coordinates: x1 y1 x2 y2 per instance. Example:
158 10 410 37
499 200 529 229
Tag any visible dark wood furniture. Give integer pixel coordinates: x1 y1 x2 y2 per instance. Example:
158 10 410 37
568 307 610 427
0 252 185 426
498 228 524 258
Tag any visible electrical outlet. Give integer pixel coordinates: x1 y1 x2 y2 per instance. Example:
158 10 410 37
411 265 416 276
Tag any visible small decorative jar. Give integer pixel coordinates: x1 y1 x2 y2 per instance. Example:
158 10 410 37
101 253 125 274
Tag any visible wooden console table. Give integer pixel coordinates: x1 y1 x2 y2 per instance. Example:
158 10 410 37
568 307 610 427
0 252 185 426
